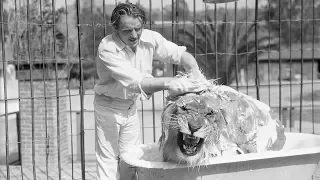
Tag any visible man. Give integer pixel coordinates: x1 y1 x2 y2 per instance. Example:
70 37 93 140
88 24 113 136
94 3 207 180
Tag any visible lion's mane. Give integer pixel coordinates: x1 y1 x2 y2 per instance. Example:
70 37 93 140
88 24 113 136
159 83 286 166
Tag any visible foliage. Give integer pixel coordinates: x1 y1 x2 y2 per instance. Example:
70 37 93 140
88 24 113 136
0 0 9 42
163 0 191 21
69 2 111 80
7 0 67 61
178 15 279 85
261 0 320 45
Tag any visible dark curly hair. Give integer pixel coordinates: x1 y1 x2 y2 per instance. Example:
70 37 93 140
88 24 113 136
111 3 146 30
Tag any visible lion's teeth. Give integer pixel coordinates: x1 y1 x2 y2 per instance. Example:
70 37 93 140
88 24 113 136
183 144 187 149
183 134 186 140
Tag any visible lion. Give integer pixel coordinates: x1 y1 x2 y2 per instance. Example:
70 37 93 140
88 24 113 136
159 80 286 166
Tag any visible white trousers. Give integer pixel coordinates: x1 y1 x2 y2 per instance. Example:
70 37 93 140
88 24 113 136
94 94 141 180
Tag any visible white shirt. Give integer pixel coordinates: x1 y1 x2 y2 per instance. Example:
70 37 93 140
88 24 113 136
94 29 187 100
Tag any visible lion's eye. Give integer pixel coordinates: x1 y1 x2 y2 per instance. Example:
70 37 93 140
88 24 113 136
206 110 215 117
180 106 188 111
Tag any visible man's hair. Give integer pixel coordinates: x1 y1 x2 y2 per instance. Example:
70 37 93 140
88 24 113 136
111 3 146 30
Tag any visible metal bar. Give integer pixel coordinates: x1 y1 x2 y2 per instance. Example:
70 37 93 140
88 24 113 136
14 0 24 178
245 0 249 94
139 0 145 141
299 0 304 132
205 3 208 76
64 0 75 178
182 0 186 46
51 0 62 179
140 102 145 143
215 3 218 79
193 0 196 61
161 0 166 111
289 0 293 131
1 0 10 178
254 0 260 100
26 0 37 179
224 4 228 84
171 0 174 42
103 0 107 36
267 0 271 105
234 1 239 90
149 0 156 143
75 0 86 179
172 0 176 75
140 0 145 144
278 0 282 121
16 112 21 167
175 0 179 44
0 111 21 117
91 0 97 85
162 0 164 36
311 0 315 134
38 0 49 179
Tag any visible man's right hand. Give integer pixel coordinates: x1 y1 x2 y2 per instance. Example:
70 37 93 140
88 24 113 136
164 76 208 96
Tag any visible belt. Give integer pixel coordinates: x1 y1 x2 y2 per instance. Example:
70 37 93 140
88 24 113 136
95 93 137 110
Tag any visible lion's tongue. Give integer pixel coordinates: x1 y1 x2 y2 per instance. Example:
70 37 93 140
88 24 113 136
183 144 197 152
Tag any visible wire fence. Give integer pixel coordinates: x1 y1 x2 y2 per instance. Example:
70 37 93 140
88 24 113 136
1 0 320 179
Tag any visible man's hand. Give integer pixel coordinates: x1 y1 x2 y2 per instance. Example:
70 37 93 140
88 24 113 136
165 76 208 96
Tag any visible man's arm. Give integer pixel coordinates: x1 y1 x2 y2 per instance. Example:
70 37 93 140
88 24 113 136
139 30 207 95
140 52 206 95
180 51 203 79
140 77 172 94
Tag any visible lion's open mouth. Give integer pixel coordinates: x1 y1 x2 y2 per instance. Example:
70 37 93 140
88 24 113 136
177 132 204 156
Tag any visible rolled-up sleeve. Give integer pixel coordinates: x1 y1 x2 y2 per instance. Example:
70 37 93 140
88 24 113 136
151 31 187 64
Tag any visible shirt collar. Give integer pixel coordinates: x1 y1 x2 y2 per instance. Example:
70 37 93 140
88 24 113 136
112 32 127 51
112 29 148 51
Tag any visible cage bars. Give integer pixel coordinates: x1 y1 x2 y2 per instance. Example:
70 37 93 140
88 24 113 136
311 0 315 134
234 1 239 90
254 0 260 100
289 0 293 131
64 0 75 178
38 0 50 179
75 0 86 179
245 0 249 95
14 0 24 178
299 0 304 132
278 0 282 121
26 0 37 179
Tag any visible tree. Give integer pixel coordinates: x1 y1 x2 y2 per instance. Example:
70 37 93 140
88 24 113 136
69 2 110 80
7 0 67 61
178 15 279 85
261 0 320 45
0 0 9 43
163 0 190 21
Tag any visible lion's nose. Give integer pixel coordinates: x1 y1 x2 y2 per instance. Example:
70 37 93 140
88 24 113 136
188 123 200 134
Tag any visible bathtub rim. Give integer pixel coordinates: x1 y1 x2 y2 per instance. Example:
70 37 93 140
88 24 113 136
121 132 320 169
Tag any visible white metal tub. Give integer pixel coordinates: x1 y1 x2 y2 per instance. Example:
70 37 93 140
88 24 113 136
122 132 320 180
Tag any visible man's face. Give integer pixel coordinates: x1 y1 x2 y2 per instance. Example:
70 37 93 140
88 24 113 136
117 15 143 49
